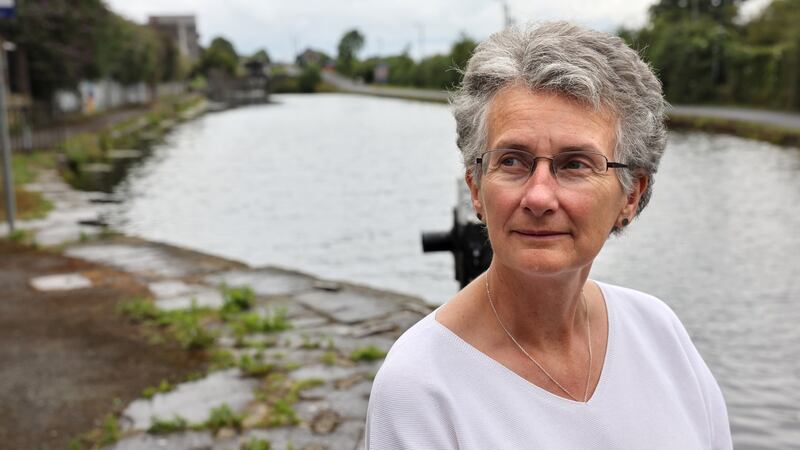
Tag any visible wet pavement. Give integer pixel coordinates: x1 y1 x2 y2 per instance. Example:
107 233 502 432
4 166 432 450
66 237 427 450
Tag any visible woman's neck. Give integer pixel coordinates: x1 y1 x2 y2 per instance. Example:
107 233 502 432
485 261 592 351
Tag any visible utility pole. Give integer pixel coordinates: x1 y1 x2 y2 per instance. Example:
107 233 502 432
0 38 15 233
414 23 425 61
497 0 515 29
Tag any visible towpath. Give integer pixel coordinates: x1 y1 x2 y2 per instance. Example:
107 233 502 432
2 166 431 450
322 71 800 131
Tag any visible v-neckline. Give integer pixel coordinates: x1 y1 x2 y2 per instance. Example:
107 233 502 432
432 280 615 407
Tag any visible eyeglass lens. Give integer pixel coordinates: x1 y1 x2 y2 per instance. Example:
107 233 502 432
480 150 610 186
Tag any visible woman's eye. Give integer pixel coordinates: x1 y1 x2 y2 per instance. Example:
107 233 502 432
500 156 521 166
560 158 593 171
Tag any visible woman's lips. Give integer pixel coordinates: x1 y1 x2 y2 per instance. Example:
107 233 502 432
513 230 569 238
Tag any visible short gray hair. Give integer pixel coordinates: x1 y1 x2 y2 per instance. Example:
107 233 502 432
451 21 667 216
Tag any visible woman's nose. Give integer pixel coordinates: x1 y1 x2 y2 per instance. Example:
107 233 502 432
519 161 559 216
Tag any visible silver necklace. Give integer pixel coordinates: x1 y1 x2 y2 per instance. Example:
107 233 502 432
485 274 593 402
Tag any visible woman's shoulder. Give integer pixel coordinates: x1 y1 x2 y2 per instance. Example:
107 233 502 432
595 280 681 326
374 310 452 382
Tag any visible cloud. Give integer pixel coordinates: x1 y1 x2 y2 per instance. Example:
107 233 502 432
105 0 678 62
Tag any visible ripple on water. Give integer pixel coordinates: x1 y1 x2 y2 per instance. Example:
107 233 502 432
109 96 800 449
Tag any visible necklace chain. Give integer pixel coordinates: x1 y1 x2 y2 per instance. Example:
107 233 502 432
484 274 593 402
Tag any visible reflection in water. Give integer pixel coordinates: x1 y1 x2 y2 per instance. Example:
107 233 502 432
110 94 800 449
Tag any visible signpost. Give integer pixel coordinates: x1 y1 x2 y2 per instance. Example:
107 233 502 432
0 0 12 19
0 0 14 233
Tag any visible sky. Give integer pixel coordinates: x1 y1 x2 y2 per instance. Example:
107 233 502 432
106 0 773 63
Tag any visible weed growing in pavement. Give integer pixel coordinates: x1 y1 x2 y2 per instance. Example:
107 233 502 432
231 308 291 336
238 354 276 377
321 350 338 366
117 297 159 322
220 284 255 315
350 345 386 362
7 228 36 246
118 298 217 350
147 415 189 434
98 414 120 446
240 437 272 450
142 379 175 399
254 374 324 428
209 348 237 370
205 403 243 432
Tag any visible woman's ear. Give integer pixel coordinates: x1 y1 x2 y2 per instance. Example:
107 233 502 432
619 175 648 224
465 169 483 218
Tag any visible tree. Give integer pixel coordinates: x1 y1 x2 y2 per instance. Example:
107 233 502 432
0 0 112 99
648 0 745 26
250 49 271 64
744 0 800 45
336 29 365 76
199 36 239 76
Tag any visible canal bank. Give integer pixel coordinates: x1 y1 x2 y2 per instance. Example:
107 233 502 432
2 165 431 450
321 71 800 147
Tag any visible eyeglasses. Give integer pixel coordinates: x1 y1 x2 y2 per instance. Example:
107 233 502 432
476 149 628 188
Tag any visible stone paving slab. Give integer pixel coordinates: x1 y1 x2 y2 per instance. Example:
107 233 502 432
293 289 405 325
150 282 225 311
121 369 258 431
108 431 214 450
205 268 316 297
29 273 93 291
66 239 243 280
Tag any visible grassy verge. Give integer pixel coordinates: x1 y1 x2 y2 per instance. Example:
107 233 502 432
667 114 800 147
0 151 56 222
60 94 205 191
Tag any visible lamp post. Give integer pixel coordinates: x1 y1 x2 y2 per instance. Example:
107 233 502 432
0 38 15 233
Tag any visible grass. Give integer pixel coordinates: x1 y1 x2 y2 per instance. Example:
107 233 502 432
254 374 324 428
60 93 206 191
0 151 56 221
240 438 272 450
205 404 243 432
321 350 338 366
349 345 386 362
238 354 276 377
221 284 255 315
667 114 800 147
142 379 175 399
98 414 120 446
232 308 292 337
118 297 217 350
209 348 237 370
147 415 189 434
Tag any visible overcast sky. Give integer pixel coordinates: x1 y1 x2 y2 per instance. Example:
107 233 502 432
106 0 772 63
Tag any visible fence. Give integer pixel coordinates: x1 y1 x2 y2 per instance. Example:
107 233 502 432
6 102 65 153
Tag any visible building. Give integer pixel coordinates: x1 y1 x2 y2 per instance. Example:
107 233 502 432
148 15 201 62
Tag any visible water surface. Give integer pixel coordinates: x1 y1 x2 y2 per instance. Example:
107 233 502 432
110 93 800 449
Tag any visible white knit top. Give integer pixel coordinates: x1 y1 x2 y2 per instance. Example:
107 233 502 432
366 281 732 450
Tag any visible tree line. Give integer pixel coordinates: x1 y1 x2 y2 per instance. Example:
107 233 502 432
0 0 270 102
621 0 800 110
301 29 477 91
328 0 798 110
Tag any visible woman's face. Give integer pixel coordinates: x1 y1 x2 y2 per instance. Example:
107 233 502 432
467 86 645 278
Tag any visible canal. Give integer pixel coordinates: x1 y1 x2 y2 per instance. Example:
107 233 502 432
107 93 800 449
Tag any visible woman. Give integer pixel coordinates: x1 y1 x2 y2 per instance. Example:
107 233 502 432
366 22 732 449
